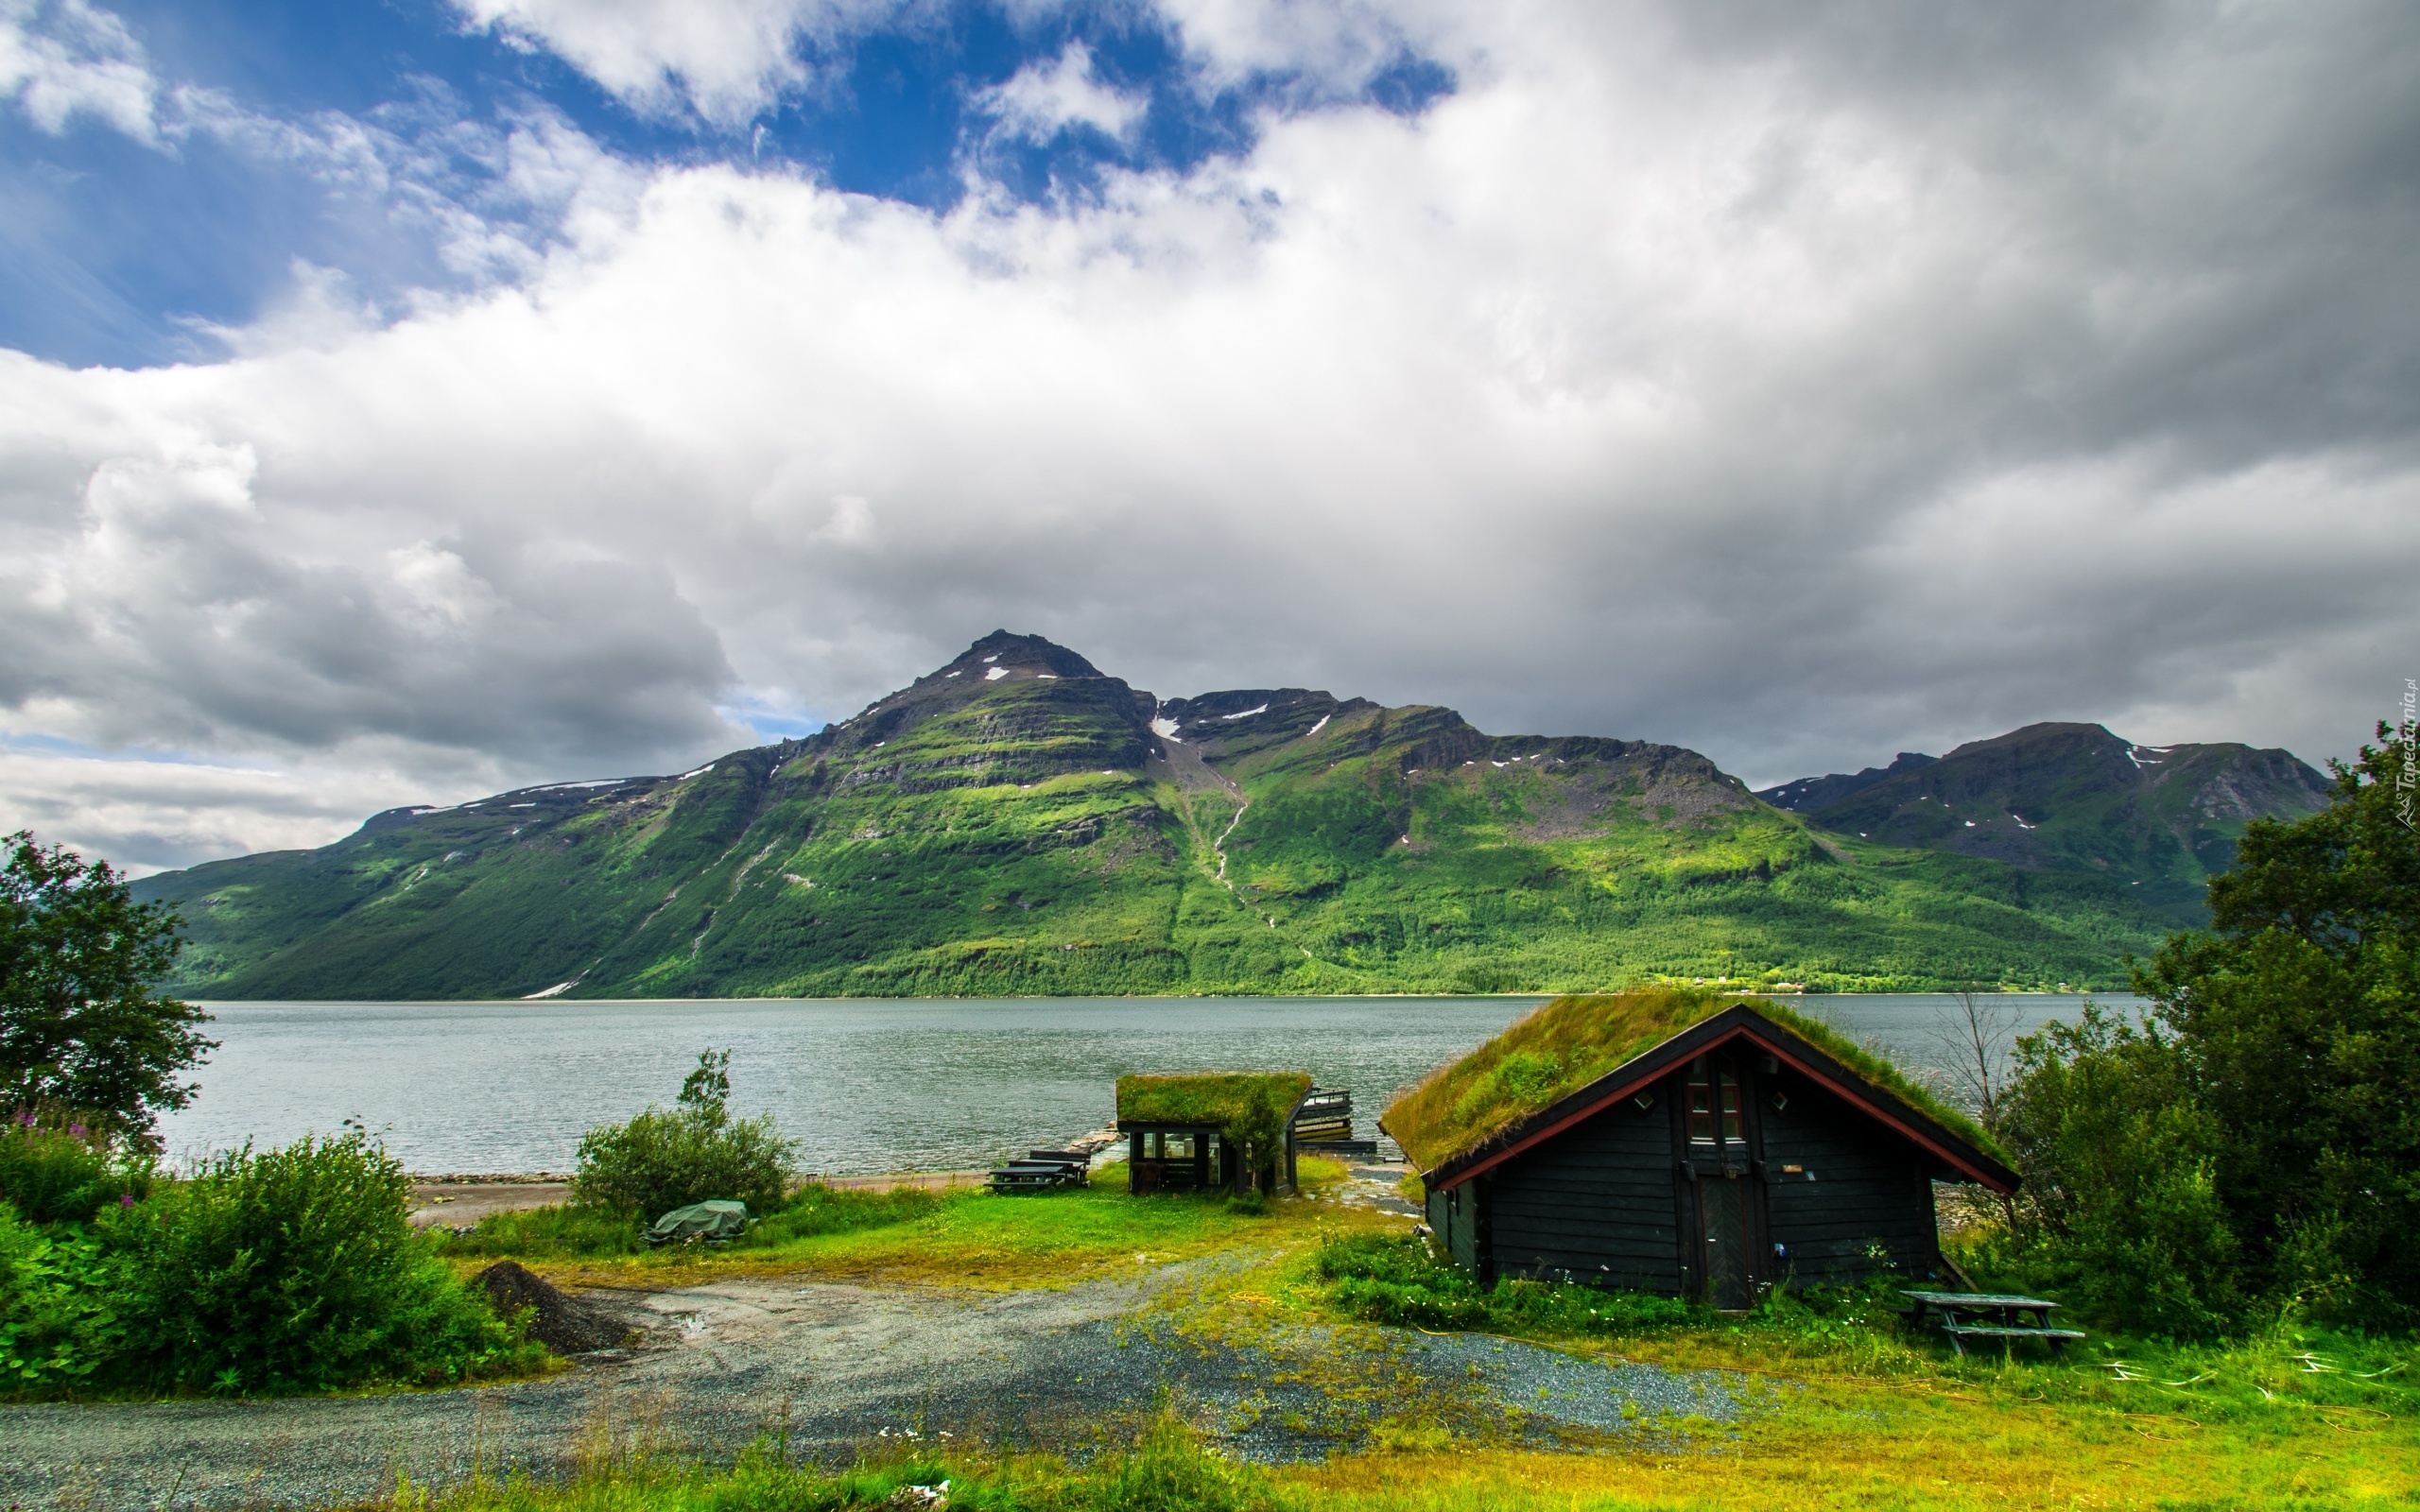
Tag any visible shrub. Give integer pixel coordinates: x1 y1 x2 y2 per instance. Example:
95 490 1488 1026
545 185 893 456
0 1201 117 1390
0 1110 151 1225
1315 1231 1701 1335
572 1050 797 1221
100 1127 541 1393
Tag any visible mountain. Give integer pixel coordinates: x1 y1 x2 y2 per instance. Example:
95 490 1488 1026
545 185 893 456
1758 722 2332 921
135 634 2192 999
1757 752 1940 813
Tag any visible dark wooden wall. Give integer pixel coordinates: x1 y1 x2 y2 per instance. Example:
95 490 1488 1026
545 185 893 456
1485 1090 1682 1292
1756 1067 1942 1285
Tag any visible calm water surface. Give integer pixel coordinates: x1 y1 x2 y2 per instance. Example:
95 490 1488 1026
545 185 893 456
156 993 2138 1175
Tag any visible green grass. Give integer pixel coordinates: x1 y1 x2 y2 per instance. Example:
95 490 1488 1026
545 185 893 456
395 1160 2419 1510
1115 1074 1313 1126
439 1185 944 1264
464 1161 1360 1292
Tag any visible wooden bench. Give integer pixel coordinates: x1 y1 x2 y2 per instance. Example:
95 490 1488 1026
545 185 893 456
1901 1290 2084 1357
1939 1323 2088 1356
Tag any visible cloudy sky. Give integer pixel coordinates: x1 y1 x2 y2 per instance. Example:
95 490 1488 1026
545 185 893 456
3 0 2414 874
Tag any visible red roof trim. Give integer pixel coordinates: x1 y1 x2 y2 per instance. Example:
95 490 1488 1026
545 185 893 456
1425 1019 2014 1194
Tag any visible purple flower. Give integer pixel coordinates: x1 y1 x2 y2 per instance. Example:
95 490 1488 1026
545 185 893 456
120 1194 137 1208
12 1112 30 1127
68 1123 86 1138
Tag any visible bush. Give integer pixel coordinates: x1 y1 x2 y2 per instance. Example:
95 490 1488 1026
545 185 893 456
1314 1231 1700 1335
0 1110 151 1225
0 1201 116 1389
100 1128 541 1393
572 1050 797 1221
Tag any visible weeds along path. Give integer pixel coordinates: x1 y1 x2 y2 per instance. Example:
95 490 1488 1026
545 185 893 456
0 1266 1745 1511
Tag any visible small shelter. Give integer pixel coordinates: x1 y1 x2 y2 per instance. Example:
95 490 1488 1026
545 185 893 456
1116 1072 1313 1195
1381 990 2015 1308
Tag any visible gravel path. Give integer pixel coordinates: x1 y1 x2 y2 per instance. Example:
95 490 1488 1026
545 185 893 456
0 1258 1746 1510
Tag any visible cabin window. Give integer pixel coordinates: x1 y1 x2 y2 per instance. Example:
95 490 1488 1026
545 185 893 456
1687 1061 1746 1146
1165 1133 1198 1160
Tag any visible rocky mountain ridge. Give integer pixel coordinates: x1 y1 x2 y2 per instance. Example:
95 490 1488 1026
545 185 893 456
137 635 2228 998
1757 721 2331 920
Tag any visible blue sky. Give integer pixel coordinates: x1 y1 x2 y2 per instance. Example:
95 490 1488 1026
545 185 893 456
2 0 1448 368
2 0 2414 872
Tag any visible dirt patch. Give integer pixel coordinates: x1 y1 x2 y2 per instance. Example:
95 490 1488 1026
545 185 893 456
475 1262 634 1355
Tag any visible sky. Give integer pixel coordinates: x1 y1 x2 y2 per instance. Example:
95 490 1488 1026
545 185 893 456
2 0 2415 875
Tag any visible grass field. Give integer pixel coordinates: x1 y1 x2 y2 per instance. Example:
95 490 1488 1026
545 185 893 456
432 1162 2419 1511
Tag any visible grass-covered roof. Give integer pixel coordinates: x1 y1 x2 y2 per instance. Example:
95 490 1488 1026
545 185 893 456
1381 988 2006 1173
1116 1073 1313 1131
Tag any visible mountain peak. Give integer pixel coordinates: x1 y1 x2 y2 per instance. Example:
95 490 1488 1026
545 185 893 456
943 631 1107 681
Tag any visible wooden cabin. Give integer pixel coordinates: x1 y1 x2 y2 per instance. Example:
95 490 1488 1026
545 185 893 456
1382 993 2016 1308
1115 1073 1313 1195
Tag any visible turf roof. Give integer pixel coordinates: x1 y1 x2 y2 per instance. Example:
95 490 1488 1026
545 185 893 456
1116 1073 1313 1129
1380 987 2007 1173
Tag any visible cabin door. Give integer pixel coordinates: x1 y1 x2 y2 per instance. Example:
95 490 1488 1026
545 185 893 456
1700 1176 1753 1309
1682 1053 1758 1309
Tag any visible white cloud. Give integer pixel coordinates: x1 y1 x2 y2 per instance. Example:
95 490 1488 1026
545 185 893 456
5 0 2419 868
978 42 1148 142
446 0 892 127
0 746 488 876
0 0 158 140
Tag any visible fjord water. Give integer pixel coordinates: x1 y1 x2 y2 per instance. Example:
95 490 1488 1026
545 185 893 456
156 994 2138 1176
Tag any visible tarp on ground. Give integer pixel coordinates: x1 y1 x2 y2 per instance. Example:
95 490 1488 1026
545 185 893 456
646 1199 751 1246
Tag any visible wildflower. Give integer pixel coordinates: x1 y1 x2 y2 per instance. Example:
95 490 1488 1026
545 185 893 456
121 1193 137 1208
69 1123 86 1137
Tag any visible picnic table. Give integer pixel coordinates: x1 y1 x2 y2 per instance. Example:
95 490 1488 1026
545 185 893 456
986 1151 1091 1194
1900 1290 2086 1356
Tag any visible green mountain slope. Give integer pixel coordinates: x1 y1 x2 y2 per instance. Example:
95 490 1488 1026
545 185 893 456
1757 722 2332 923
136 634 2192 999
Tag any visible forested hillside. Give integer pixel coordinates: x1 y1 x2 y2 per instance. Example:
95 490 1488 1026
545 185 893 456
137 634 2197 998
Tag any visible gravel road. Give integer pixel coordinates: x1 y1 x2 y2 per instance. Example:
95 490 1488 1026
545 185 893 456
0 1258 1746 1511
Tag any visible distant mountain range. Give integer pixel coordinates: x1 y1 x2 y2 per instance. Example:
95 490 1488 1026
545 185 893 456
132 634 2329 1000
1755 723 2331 921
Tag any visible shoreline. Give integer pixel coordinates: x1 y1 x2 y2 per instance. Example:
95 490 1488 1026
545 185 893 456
184 987 2131 1007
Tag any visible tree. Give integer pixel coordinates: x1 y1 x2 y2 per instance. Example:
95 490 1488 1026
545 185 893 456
2133 720 2419 1324
0 833 215 1143
1992 720 2418 1332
